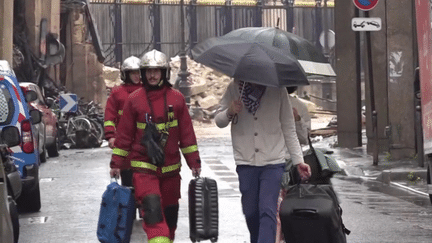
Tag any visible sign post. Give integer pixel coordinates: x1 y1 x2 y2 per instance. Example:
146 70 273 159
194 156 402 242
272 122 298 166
352 0 379 11
353 0 380 165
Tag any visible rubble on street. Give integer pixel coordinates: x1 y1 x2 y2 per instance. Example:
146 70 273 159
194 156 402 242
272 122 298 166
102 55 337 128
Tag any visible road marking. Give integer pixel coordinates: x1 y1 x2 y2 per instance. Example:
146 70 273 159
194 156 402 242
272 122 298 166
20 217 49 225
40 177 55 182
391 182 429 197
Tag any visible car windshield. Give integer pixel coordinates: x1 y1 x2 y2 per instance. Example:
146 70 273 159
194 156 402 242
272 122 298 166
0 84 14 125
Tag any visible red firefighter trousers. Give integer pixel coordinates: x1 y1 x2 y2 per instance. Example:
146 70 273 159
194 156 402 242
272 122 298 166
133 172 181 241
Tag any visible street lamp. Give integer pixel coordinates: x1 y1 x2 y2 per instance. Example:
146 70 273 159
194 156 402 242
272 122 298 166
176 0 191 105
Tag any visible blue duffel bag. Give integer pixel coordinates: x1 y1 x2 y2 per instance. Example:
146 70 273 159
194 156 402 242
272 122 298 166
97 179 135 243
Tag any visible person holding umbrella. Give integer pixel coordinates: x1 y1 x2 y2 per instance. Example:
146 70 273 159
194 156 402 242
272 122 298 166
191 34 311 243
214 80 311 243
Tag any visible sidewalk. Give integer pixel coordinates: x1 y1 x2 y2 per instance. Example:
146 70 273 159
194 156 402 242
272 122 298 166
312 134 430 198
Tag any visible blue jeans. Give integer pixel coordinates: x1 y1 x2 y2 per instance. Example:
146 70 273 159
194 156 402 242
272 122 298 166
236 164 285 243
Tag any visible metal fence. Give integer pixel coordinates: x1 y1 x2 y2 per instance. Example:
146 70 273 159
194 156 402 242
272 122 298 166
88 1 334 66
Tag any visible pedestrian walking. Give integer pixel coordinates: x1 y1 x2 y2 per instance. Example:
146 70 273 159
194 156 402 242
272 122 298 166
109 49 201 243
104 55 142 187
215 80 311 243
287 86 311 145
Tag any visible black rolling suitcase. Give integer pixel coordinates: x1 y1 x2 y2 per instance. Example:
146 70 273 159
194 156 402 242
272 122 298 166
279 184 350 243
188 177 219 243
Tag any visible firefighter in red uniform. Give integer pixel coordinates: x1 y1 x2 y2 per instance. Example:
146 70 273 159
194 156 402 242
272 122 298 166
110 49 201 243
104 56 142 186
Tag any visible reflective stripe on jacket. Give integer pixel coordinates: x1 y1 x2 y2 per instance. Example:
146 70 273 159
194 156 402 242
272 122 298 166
104 83 142 140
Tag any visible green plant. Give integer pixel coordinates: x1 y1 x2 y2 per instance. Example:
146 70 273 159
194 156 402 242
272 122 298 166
383 152 392 162
407 171 421 184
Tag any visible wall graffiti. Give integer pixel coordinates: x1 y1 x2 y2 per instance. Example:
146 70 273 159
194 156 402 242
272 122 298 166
389 51 404 78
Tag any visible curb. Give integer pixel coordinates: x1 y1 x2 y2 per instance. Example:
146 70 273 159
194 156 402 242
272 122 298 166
376 170 427 184
340 166 430 198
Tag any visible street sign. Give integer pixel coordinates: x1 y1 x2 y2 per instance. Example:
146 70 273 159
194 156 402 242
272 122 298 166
352 17 382 31
353 0 379 11
59 93 78 113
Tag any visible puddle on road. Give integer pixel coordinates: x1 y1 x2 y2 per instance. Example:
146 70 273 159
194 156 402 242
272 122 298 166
340 177 432 208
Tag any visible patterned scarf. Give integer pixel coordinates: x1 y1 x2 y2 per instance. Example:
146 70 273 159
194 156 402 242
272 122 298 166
239 81 266 115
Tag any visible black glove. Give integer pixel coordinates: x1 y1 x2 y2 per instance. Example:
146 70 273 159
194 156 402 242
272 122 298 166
141 123 165 167
145 139 165 167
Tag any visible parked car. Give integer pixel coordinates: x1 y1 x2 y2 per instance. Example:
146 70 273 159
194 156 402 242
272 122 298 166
0 60 43 212
20 82 60 160
0 148 14 243
0 126 22 243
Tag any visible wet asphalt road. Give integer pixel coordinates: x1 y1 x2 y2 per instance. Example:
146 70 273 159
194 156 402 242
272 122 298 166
17 135 432 243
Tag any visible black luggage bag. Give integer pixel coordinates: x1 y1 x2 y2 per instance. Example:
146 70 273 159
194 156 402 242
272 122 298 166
188 177 219 243
279 184 350 243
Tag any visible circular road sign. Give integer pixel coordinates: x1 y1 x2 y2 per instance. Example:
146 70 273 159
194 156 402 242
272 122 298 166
353 0 379 11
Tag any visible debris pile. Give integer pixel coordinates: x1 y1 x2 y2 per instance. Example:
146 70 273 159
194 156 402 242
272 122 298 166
101 56 333 126
103 66 122 89
103 56 233 122
170 56 232 122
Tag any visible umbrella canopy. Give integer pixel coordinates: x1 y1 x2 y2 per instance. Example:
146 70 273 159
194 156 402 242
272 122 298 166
224 27 336 77
190 36 309 88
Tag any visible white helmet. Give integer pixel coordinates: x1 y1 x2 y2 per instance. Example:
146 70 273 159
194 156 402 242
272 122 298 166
120 56 140 81
140 49 170 80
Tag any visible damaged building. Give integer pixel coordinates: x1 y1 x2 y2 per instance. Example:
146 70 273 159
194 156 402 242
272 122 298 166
0 0 107 105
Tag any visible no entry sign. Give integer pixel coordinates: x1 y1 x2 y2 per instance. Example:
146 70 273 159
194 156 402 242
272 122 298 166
353 0 379 11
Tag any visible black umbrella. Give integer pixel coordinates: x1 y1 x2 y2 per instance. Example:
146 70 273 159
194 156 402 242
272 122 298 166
224 27 336 77
190 36 309 88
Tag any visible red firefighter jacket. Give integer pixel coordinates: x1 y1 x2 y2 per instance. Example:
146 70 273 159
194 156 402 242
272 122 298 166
104 83 142 140
110 86 201 176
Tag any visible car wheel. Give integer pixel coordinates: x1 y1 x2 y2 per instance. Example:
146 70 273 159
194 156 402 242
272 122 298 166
47 132 60 157
40 144 47 163
16 180 41 213
8 197 19 243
